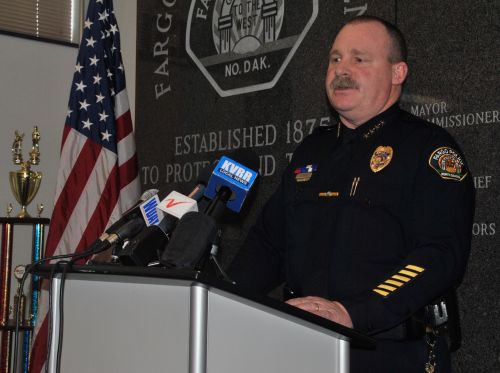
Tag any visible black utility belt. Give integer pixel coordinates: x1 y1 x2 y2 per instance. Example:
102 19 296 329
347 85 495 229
374 291 462 351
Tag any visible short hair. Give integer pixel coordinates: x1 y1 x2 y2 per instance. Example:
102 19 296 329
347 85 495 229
343 15 408 63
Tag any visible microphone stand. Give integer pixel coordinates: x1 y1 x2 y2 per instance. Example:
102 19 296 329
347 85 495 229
207 228 234 283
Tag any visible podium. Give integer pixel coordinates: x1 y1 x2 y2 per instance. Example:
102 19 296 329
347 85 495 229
36 265 374 373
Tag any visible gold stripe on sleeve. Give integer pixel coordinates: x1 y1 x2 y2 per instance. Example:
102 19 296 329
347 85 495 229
378 284 397 292
392 274 411 282
373 288 390 297
399 269 418 278
406 264 425 272
385 279 404 287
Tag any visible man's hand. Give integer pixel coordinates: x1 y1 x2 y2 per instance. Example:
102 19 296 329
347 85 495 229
286 296 353 328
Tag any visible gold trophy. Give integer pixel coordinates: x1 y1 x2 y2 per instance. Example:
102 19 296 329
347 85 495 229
9 126 42 218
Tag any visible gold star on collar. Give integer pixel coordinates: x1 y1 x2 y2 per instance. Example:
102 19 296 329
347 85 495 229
363 120 385 140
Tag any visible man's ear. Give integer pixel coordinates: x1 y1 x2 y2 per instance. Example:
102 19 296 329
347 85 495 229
392 62 408 85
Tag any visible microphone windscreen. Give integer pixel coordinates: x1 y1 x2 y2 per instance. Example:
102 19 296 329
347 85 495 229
160 212 217 269
117 225 168 266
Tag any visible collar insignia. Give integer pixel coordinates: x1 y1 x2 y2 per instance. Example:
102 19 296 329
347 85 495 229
429 147 467 181
370 146 393 173
294 164 317 182
363 120 385 140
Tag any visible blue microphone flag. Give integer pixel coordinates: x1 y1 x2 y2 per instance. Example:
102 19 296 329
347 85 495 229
204 155 258 212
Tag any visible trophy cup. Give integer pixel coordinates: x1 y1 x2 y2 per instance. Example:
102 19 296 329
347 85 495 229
9 126 42 218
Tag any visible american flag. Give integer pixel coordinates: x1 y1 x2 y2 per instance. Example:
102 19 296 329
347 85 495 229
30 0 140 371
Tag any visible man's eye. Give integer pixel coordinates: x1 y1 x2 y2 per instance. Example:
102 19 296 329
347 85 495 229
355 57 363 63
330 57 341 63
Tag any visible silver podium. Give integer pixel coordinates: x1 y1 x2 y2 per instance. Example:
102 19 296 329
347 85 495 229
42 266 373 373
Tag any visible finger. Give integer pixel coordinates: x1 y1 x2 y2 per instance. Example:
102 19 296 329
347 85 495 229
286 296 322 306
287 300 322 313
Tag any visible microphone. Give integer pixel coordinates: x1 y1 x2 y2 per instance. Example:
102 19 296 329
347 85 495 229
204 149 259 214
160 149 259 270
86 217 146 256
86 188 159 252
105 189 158 234
156 162 213 219
157 191 199 219
84 190 163 263
116 166 213 266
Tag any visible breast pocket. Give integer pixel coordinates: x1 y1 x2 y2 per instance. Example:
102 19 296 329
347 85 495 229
335 197 406 265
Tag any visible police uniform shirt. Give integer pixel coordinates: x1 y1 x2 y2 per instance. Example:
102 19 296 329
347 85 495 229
228 103 475 338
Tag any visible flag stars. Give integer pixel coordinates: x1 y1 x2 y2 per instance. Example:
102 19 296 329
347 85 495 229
93 73 102 85
75 80 87 92
85 36 97 48
109 24 119 34
89 55 100 66
84 18 93 29
98 10 109 22
101 130 112 142
67 108 73 117
79 99 91 111
81 118 93 130
75 62 83 73
99 111 109 122
107 69 113 79
118 63 124 71
96 93 105 103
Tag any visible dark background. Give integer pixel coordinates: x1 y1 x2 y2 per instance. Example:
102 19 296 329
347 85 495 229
135 1 499 371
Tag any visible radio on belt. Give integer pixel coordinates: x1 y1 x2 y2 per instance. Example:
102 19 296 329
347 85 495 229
204 155 258 213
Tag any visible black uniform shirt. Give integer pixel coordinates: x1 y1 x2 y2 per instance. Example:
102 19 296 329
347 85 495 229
229 104 475 335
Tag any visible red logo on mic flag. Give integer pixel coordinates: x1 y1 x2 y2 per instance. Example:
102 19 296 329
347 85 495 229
158 191 199 219
164 198 191 208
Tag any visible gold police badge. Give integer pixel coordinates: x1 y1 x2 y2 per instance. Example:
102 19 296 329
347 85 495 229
370 146 393 173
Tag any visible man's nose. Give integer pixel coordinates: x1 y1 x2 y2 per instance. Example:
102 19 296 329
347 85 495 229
334 59 351 76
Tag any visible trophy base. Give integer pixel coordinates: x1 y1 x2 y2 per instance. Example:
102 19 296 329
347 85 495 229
16 209 31 219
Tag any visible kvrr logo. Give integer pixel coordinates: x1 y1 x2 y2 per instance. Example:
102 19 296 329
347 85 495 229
186 0 318 96
219 158 254 186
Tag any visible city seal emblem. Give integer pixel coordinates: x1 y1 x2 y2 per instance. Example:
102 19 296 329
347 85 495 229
186 0 318 97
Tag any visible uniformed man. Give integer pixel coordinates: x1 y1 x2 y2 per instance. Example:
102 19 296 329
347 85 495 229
228 15 474 373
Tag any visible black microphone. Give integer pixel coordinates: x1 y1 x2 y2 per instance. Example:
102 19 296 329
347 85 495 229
85 218 146 256
105 189 158 233
160 149 259 270
116 166 214 266
85 188 159 253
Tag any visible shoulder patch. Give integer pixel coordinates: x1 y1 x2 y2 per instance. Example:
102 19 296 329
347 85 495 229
428 147 468 181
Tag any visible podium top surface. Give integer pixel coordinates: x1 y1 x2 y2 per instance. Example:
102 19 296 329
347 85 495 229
33 264 375 349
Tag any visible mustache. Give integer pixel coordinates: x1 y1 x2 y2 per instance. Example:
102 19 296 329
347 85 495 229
331 76 359 90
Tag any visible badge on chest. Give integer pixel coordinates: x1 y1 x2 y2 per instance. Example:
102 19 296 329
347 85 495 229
370 146 394 173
